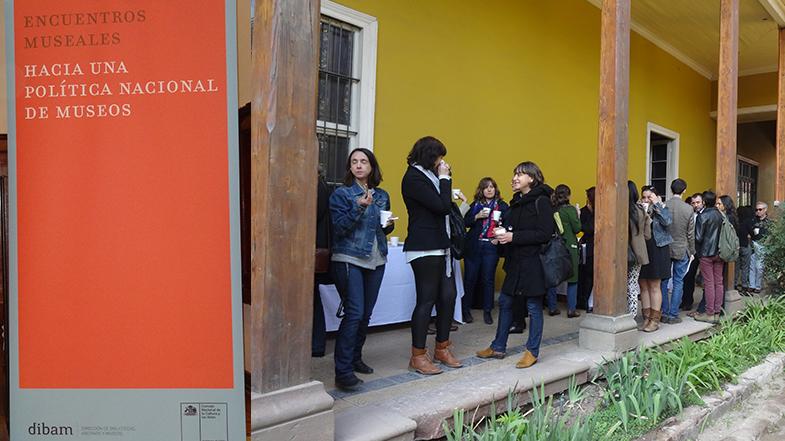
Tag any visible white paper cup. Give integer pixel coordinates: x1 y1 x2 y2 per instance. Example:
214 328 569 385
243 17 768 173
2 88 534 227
493 227 507 237
389 236 400 247
492 210 501 221
452 189 461 199
754 228 760 235
482 207 491 215
380 210 392 226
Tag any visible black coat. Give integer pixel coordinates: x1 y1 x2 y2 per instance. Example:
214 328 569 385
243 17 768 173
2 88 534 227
580 205 595 258
499 184 554 297
695 207 723 258
401 165 452 251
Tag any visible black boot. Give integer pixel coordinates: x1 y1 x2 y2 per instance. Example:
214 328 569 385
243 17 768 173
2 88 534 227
483 311 493 325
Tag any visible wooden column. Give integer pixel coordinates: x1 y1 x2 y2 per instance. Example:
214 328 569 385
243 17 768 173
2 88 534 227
715 0 739 197
593 0 631 317
250 0 321 395
777 27 785 203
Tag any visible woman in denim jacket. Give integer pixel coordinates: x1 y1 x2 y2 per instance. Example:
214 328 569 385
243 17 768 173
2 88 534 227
638 185 673 332
329 148 395 390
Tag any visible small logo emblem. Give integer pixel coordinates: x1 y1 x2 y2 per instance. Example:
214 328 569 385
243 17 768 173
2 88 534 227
183 405 198 416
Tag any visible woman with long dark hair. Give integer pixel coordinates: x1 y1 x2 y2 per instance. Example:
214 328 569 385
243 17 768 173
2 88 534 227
329 148 395 390
546 184 581 318
401 136 462 375
628 181 651 319
461 177 508 325
637 185 672 332
476 162 553 369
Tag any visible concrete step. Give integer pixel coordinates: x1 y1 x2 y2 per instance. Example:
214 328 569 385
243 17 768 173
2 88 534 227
335 405 416 441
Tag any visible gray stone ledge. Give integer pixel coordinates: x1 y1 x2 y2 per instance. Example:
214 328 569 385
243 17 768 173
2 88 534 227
252 381 335 430
648 352 785 441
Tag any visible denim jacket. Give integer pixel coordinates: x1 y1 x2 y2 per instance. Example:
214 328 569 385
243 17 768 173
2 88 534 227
329 181 392 259
648 202 673 248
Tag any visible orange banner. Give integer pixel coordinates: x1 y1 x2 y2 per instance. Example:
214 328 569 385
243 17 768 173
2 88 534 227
14 1 234 389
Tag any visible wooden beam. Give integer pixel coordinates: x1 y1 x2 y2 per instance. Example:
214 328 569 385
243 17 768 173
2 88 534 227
250 0 321 394
715 0 739 197
777 27 785 203
593 0 631 317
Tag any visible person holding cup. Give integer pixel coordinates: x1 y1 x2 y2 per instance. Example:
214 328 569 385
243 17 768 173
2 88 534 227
461 177 508 325
476 161 554 369
329 148 395 390
401 136 462 375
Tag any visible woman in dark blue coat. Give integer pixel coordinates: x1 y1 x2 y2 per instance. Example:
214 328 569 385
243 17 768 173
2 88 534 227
461 177 508 325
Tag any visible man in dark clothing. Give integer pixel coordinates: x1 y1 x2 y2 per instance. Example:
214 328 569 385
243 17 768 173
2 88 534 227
577 187 595 311
312 174 332 357
749 202 772 293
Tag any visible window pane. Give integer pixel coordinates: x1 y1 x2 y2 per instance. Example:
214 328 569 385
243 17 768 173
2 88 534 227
652 179 666 197
652 162 667 180
652 144 668 161
318 134 350 185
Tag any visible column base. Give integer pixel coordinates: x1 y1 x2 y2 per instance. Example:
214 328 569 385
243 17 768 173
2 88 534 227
724 288 745 316
251 381 334 441
578 313 639 352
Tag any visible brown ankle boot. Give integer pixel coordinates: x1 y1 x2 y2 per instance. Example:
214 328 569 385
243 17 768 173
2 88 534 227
643 309 661 333
638 308 652 330
409 347 442 375
434 340 463 368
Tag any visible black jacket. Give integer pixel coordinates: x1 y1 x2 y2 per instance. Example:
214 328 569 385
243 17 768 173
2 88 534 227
401 165 452 251
499 184 555 297
580 205 595 258
695 207 723 258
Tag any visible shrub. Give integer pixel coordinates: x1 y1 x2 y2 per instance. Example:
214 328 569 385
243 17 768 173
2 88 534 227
763 207 785 291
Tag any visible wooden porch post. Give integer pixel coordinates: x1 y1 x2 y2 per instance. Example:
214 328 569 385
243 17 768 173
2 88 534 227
715 0 739 197
579 0 639 351
777 27 785 204
715 0 744 315
249 1 334 439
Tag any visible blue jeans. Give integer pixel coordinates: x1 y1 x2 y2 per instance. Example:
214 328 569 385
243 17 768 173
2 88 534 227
491 294 544 357
462 240 500 312
547 282 578 311
749 242 765 290
663 253 690 319
332 262 385 380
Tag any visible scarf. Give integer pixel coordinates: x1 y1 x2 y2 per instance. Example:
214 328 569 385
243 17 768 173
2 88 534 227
413 163 452 277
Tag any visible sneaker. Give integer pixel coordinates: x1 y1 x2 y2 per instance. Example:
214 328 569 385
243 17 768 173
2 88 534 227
548 309 561 316
670 316 683 324
567 310 581 318
335 375 364 391
509 323 526 334
660 316 671 324
694 313 714 323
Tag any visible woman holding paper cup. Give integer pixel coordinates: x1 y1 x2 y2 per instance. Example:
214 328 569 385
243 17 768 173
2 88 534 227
461 177 508 325
329 148 395 390
476 161 553 369
401 136 462 375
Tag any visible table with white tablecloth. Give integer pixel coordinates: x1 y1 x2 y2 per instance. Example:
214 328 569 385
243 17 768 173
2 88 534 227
319 245 464 332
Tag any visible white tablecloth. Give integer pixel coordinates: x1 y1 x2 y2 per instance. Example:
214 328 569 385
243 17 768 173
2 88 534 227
319 246 464 332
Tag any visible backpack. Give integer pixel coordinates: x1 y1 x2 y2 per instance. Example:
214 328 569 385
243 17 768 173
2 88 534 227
718 213 739 262
448 203 467 260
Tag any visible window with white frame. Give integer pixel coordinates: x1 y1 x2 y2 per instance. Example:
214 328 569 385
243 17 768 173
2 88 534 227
318 1 378 185
646 123 680 198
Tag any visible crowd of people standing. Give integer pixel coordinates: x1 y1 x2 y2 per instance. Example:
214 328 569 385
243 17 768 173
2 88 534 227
312 136 774 391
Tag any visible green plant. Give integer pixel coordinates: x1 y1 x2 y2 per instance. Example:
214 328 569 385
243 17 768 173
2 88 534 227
763 207 785 291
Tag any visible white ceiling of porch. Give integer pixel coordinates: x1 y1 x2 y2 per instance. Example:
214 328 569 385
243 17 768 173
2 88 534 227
586 0 780 79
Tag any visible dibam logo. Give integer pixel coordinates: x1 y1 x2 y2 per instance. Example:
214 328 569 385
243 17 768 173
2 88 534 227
28 422 74 436
183 405 198 416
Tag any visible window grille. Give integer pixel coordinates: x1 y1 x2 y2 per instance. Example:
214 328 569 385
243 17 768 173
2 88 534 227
737 159 758 208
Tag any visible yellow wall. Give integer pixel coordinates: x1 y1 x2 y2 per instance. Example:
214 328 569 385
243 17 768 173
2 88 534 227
738 121 776 205
331 0 716 234
711 72 778 110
